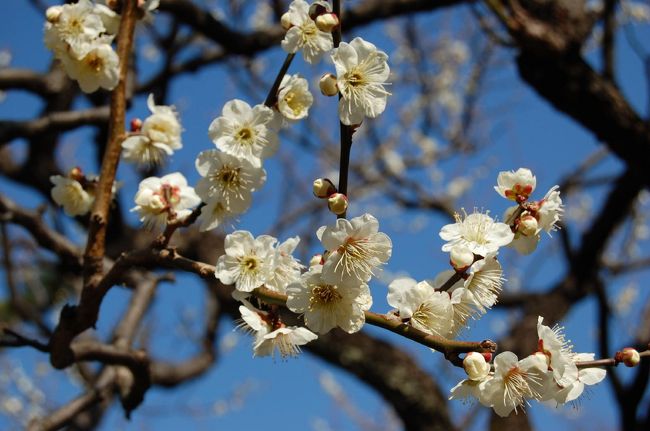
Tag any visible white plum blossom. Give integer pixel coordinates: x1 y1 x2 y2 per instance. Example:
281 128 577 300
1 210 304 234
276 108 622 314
265 236 304 294
237 302 270 343
196 197 238 232
215 231 276 292
317 213 392 284
281 0 333 64
60 41 119 93
256 326 318 359
449 375 493 405
195 149 266 213
130 172 200 230
208 99 278 167
122 94 183 166
237 302 317 359
331 37 390 125
537 316 578 387
504 186 563 255
277 74 313 121
551 353 606 405
439 210 514 257
50 175 94 216
461 256 505 312
287 265 372 334
537 185 563 233
495 168 536 201
480 352 553 417
387 277 454 337
44 0 106 59
449 287 479 336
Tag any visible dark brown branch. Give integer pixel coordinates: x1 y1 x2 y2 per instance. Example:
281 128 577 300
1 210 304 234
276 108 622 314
0 106 110 144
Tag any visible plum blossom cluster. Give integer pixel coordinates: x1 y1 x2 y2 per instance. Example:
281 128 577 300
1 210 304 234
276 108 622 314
281 1 390 126
121 94 183 167
221 213 391 357
44 0 119 93
44 0 158 93
215 231 311 359
130 172 200 230
50 167 120 217
450 317 607 416
496 168 564 254
50 167 96 217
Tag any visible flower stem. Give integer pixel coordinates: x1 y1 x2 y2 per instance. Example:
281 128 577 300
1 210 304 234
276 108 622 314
576 349 650 369
333 0 352 219
264 53 295 107
252 286 496 356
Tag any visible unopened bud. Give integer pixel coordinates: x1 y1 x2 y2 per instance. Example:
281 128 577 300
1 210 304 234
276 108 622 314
463 352 490 381
309 254 323 267
280 12 292 30
46 6 63 23
328 193 348 215
106 0 119 10
618 347 640 367
319 73 339 96
518 214 538 236
308 1 330 20
481 352 492 363
449 245 474 270
315 13 339 32
68 167 84 182
313 178 337 198
130 118 143 132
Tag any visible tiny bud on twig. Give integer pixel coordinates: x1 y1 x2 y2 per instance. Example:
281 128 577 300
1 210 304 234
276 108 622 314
319 73 339 96
328 193 348 215
46 6 63 23
313 178 337 198
315 13 339 32
280 12 292 30
617 347 640 367
130 118 142 132
308 1 330 20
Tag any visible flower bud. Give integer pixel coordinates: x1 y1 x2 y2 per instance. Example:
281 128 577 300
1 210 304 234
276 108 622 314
309 254 323 267
308 1 330 20
280 12 292 30
463 352 490 381
130 118 143 133
46 6 63 23
618 347 640 367
315 13 339 32
518 214 538 236
481 352 492 363
449 245 474 270
313 178 337 198
68 167 84 182
319 73 339 96
327 193 348 215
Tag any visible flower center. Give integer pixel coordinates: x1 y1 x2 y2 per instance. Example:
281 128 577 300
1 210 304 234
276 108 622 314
85 53 104 73
309 285 342 310
218 167 240 187
345 71 365 87
235 127 254 143
241 257 258 271
335 237 377 280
